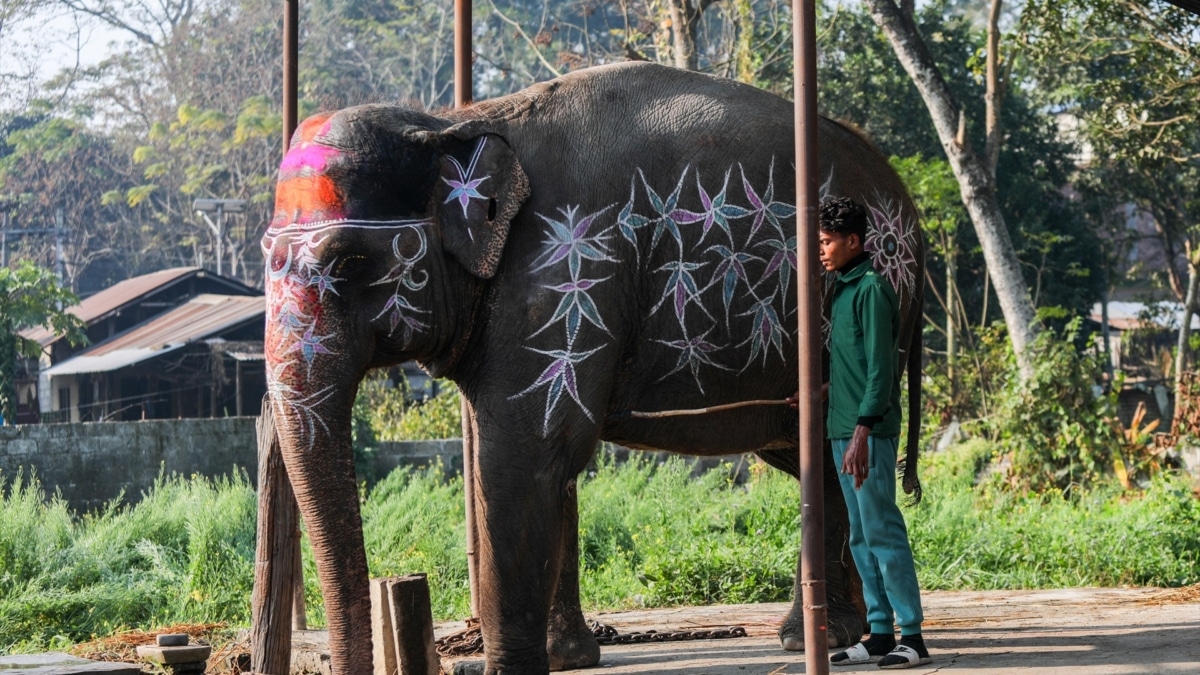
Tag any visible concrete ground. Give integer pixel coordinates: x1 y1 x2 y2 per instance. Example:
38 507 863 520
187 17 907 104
290 587 1200 674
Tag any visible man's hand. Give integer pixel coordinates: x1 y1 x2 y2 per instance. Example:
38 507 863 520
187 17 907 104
842 424 871 489
785 384 829 410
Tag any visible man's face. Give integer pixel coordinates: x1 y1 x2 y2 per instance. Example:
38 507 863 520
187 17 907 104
819 230 861 272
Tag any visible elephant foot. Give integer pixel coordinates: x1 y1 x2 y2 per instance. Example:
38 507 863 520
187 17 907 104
777 604 865 652
547 613 601 670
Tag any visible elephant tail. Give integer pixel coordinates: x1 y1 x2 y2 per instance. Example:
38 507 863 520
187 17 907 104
902 284 924 505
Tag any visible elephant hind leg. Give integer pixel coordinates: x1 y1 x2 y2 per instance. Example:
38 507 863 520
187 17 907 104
755 445 867 651
547 478 601 670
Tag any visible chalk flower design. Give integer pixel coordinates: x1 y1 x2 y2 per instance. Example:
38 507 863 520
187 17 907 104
531 205 616 278
739 161 796 242
865 200 917 297
652 258 712 329
514 345 606 433
533 277 612 344
694 170 752 246
656 328 731 394
738 291 788 370
704 244 762 323
641 169 705 253
442 138 491 218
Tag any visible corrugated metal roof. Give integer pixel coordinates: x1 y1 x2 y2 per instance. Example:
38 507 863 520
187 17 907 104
43 294 264 376
22 267 257 346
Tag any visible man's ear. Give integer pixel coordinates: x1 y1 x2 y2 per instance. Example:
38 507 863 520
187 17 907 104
434 126 529 279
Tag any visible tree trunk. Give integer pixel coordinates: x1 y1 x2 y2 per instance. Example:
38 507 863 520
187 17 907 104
864 0 1039 381
984 0 1003 178
668 0 699 70
946 245 957 387
1173 253 1199 430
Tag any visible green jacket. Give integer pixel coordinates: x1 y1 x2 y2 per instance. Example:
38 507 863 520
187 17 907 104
827 254 901 439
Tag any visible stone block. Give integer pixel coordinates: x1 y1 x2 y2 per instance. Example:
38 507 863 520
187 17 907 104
0 652 141 674
135 644 211 665
157 633 190 646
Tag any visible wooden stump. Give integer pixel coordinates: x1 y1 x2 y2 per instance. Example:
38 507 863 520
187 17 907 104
250 400 302 675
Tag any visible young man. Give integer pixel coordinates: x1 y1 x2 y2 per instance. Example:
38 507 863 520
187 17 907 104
816 196 930 669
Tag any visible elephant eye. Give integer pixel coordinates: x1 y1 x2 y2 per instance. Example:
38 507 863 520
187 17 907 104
335 255 369 279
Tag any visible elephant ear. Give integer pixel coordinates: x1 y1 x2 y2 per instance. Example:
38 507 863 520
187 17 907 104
434 127 529 279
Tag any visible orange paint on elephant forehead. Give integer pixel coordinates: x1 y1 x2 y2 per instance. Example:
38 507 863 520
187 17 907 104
274 175 344 222
294 114 332 144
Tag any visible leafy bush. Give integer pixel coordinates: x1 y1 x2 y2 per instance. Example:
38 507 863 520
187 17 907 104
391 387 461 440
0 470 256 652
4 447 1199 652
353 372 461 442
985 319 1121 493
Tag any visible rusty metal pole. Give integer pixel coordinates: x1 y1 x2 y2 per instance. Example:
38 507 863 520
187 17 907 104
454 0 472 108
454 0 479 617
283 0 298 153
793 0 829 673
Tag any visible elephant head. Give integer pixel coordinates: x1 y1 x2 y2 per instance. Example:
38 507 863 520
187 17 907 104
262 106 528 671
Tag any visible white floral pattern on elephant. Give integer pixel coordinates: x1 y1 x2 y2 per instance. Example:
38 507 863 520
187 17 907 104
263 219 432 440
519 161 803 426
865 198 918 298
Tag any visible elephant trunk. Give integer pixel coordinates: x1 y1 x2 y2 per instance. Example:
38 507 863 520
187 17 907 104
271 381 373 674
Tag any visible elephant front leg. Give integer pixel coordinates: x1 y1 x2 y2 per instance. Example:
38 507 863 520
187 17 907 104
474 438 588 674
757 444 867 651
547 479 601 670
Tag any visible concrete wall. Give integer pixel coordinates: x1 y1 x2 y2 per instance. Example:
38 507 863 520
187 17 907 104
0 417 260 512
0 419 470 512
0 419 748 512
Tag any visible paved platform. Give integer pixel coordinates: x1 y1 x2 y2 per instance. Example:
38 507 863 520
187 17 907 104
290 587 1200 674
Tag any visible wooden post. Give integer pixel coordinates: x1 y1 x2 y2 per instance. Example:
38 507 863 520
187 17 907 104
794 0 829 673
250 400 301 674
461 398 480 616
387 575 439 675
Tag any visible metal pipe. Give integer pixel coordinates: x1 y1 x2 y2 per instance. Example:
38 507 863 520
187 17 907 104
454 0 472 107
283 0 299 152
793 0 829 672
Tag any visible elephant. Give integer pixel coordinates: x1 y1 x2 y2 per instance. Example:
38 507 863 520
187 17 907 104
262 61 924 674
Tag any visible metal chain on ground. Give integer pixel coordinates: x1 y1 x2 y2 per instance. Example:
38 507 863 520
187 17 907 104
588 620 747 645
435 617 483 658
434 618 747 658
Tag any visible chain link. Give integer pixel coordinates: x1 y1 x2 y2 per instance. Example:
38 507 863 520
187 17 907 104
434 618 747 658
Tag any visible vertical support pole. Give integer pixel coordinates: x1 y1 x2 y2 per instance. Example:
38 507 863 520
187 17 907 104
454 0 472 108
283 0 298 155
54 208 65 286
281 0 306 634
461 397 480 616
236 361 244 417
215 203 225 277
251 401 300 674
793 0 829 673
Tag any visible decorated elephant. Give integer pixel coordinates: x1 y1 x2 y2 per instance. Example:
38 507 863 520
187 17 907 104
263 61 924 674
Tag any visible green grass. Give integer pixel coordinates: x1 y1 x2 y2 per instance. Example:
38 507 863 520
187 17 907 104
2 444 1198 653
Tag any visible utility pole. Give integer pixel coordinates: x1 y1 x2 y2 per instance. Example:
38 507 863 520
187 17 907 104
193 198 247 277
0 200 68 281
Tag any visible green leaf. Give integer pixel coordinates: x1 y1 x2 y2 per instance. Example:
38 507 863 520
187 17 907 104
126 184 158 207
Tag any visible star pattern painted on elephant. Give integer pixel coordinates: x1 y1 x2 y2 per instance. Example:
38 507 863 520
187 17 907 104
443 137 491 221
516 161 917 429
516 205 618 432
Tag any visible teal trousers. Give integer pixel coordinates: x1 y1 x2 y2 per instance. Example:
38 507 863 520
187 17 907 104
831 435 924 636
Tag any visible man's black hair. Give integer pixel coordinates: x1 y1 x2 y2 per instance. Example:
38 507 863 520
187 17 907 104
819 196 868 242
